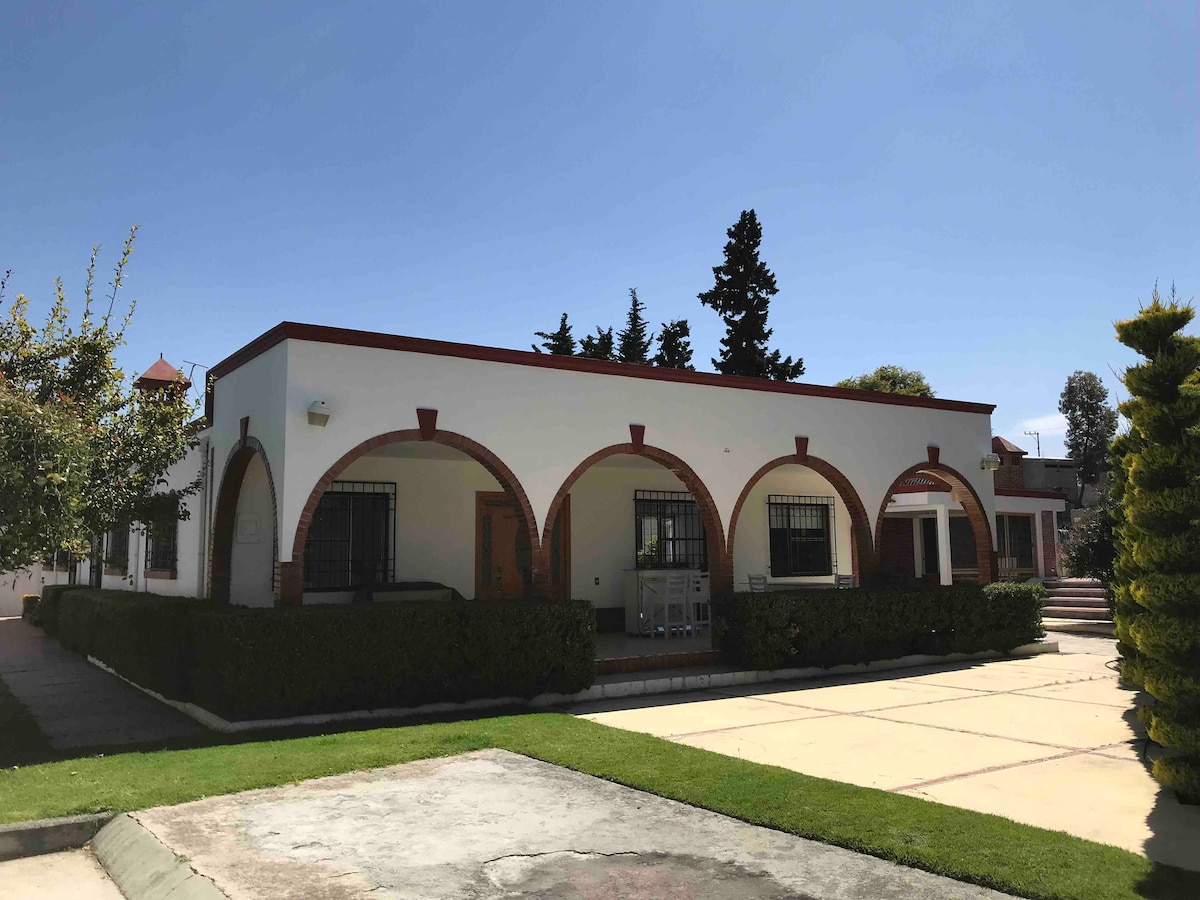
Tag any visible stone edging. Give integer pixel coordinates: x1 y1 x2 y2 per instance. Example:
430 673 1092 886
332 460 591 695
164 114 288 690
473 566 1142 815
90 641 1059 734
0 812 114 862
92 813 227 899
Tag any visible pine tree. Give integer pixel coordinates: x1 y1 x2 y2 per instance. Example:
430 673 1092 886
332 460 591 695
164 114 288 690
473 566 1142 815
616 288 654 364
532 313 576 355
653 319 694 370
698 210 803 380
1112 283 1200 803
578 326 615 361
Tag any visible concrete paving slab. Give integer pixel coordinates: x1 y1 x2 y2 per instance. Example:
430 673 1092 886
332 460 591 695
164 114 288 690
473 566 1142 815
898 751 1200 870
898 663 1100 693
674 714 1056 790
132 749 1007 900
1014 676 1142 708
870 692 1141 749
576 692 833 737
0 849 124 899
719 680 981 713
992 651 1117 676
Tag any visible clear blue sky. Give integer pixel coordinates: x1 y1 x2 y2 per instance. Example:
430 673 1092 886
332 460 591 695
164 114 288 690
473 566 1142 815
3 1 1195 456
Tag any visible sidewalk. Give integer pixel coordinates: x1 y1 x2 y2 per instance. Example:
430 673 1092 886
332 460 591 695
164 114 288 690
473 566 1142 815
0 617 202 751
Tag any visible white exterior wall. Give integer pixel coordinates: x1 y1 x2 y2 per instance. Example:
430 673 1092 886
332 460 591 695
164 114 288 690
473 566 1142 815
0 569 45 616
731 465 854 590
300 451 502 604
230 452 276 607
245 338 997 568
567 460 690 609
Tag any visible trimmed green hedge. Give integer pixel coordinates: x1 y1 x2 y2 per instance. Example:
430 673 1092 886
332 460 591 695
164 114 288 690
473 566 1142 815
21 595 40 624
38 584 86 636
49 590 596 721
188 600 597 720
715 582 1045 671
57 591 200 699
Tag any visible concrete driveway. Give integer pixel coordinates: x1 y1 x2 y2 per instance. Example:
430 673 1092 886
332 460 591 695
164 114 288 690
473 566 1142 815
576 635 1200 871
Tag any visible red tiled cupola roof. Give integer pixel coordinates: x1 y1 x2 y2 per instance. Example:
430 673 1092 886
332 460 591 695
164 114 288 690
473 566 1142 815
992 436 1027 456
134 356 191 391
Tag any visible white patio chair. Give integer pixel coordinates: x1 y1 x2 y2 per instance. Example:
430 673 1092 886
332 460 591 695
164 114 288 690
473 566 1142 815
689 573 711 631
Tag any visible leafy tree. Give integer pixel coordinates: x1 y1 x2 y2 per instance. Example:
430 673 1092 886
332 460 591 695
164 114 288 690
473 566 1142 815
616 288 654 365
0 228 198 572
578 326 615 361
1111 283 1200 803
698 209 803 381
836 365 934 398
1059 370 1119 505
653 319 694 370
532 313 576 356
1062 485 1117 591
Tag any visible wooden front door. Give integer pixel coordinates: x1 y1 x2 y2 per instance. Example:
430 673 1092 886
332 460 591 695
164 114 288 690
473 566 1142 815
475 492 530 600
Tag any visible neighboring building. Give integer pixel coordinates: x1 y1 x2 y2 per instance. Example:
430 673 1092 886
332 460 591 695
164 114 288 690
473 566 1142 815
9 323 1070 623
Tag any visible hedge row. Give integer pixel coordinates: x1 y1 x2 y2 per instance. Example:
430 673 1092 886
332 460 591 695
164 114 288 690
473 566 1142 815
714 582 1046 671
48 588 597 720
38 584 86 636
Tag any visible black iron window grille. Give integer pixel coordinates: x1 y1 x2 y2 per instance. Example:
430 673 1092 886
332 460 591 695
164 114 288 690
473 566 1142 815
145 498 179 573
106 528 130 571
304 481 396 590
768 495 836 577
634 490 707 570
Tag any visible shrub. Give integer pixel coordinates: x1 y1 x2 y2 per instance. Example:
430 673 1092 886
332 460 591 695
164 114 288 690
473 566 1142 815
716 584 1044 671
56 590 203 699
38 584 85 635
188 599 596 720
21 594 40 624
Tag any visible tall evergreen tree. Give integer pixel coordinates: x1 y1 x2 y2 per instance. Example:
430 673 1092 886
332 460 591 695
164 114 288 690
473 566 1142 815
653 319 694 370
1112 283 1200 803
1059 370 1119 505
578 326 615 361
698 210 803 380
616 288 654 364
532 313 576 355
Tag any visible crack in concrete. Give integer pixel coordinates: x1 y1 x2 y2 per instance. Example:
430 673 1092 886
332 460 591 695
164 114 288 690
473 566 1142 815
479 849 640 867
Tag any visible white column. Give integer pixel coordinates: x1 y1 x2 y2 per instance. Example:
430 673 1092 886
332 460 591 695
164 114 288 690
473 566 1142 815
936 505 953 586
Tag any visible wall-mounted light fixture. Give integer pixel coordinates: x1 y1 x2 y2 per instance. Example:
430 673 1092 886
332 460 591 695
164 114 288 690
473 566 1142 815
981 453 1001 471
307 400 331 427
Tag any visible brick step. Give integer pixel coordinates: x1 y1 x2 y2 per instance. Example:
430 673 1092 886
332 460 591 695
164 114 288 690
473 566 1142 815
1042 606 1112 621
1043 617 1116 637
1043 597 1109 609
1044 586 1107 598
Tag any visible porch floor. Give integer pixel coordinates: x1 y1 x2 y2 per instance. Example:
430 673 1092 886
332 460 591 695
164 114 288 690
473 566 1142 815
595 631 716 675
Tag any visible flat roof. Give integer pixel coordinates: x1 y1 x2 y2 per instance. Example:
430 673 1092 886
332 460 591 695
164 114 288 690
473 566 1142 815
207 322 997 417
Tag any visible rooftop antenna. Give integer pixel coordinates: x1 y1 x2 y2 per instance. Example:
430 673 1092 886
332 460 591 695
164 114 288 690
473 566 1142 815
1023 430 1041 456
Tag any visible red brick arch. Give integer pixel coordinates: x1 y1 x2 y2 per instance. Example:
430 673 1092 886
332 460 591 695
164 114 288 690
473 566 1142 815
727 455 874 585
210 437 279 603
280 429 538 605
538 443 730 599
875 462 997 583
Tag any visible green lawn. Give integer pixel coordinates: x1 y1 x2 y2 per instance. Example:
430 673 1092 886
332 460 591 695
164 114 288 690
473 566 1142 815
0 713 1194 900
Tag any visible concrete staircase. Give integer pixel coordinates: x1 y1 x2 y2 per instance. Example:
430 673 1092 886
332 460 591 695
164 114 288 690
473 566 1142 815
1041 578 1114 636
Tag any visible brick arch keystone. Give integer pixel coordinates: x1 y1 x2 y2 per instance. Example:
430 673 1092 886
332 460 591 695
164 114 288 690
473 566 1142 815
727 455 874 585
210 436 279 603
538 443 730 599
875 461 997 583
282 429 538 604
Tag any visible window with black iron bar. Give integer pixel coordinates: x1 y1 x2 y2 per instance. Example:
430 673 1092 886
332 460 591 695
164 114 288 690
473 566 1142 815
768 495 836 577
304 481 395 590
106 528 130 572
634 490 707 570
145 497 179 573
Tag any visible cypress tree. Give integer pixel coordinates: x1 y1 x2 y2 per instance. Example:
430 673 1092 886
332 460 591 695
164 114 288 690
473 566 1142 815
532 313 576 355
698 209 804 381
616 288 654 364
653 319 694 370
1112 283 1200 803
578 326 615 361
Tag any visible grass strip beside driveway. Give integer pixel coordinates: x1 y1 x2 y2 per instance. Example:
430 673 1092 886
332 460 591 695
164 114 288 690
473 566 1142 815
0 713 1192 900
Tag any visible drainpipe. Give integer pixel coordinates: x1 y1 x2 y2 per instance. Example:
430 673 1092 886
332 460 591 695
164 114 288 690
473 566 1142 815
196 435 211 599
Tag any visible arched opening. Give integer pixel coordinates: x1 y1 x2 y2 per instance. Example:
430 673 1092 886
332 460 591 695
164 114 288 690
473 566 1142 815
728 455 874 589
211 438 279 605
875 462 996 584
538 443 729 635
284 430 538 605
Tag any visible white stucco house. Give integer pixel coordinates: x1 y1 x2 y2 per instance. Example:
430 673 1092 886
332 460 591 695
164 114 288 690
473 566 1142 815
9 322 1068 632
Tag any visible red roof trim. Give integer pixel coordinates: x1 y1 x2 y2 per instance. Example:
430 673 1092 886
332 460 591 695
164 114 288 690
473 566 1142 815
206 322 996 418
995 488 1069 500
992 436 1027 455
